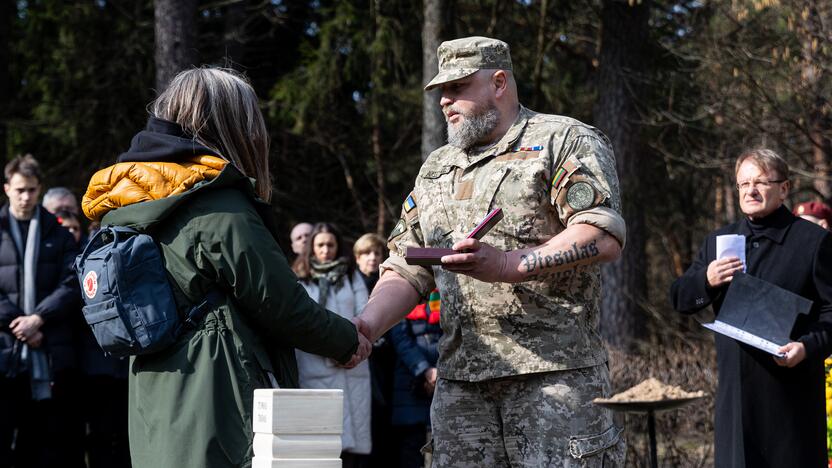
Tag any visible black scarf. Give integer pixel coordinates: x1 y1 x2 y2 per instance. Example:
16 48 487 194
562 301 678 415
309 258 350 305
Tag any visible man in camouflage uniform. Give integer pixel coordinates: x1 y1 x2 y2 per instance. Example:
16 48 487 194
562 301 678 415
356 36 626 466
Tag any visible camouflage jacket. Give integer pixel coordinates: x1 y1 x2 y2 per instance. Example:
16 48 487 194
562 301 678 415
382 106 625 381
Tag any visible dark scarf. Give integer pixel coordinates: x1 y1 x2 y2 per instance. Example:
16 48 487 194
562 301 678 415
309 257 351 305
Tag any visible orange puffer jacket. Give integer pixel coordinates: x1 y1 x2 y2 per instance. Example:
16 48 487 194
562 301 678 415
82 155 226 221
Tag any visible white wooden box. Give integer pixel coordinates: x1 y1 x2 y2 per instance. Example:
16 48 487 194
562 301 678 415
251 457 341 468
253 389 343 435
253 433 341 459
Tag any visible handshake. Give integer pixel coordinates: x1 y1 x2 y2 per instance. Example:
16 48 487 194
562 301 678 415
341 316 374 369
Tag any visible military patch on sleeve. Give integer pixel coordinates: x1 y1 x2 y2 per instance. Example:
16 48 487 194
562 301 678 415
402 192 419 222
552 173 609 223
566 181 596 211
388 218 406 241
387 217 407 254
551 160 579 190
404 194 417 212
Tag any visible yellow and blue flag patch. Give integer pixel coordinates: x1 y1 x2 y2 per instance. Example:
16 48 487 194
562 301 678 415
404 194 416 212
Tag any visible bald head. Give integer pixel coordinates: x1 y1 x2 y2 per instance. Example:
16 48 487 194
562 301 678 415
290 222 313 255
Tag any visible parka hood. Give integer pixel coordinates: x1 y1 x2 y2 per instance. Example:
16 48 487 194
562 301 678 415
118 117 220 163
82 118 256 229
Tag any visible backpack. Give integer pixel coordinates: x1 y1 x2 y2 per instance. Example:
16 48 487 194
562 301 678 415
74 225 221 357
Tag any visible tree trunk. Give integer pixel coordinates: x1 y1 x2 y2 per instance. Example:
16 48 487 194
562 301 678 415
371 0 387 235
810 111 832 199
421 0 445 161
593 0 651 351
223 1 246 68
154 0 197 91
800 4 832 199
0 0 13 156
531 0 549 110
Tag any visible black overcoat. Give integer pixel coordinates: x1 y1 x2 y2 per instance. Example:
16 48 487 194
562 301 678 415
671 205 832 468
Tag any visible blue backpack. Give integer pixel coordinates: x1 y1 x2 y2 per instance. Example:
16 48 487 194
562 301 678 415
74 226 221 357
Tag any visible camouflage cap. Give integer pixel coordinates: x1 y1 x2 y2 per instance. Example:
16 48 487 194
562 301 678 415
424 36 512 91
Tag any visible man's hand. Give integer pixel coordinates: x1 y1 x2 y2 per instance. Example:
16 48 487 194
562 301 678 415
706 257 744 288
10 314 44 342
774 341 806 368
27 331 44 348
440 238 511 283
352 315 375 343
423 367 438 396
340 317 373 369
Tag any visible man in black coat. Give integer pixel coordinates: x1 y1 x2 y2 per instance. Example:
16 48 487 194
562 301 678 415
0 155 83 468
671 148 832 468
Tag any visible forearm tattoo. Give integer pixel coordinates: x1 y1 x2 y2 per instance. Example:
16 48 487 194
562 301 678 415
519 240 600 275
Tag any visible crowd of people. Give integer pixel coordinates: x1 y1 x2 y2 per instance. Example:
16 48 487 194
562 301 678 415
0 155 440 468
2 34 832 468
286 222 441 468
0 156 130 468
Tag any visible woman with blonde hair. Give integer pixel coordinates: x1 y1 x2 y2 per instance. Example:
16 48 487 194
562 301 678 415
81 68 368 468
353 233 385 293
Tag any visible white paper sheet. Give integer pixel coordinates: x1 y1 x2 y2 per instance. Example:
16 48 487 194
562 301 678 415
702 320 785 357
716 234 746 272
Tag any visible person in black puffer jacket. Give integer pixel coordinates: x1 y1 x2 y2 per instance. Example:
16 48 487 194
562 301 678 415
0 155 84 468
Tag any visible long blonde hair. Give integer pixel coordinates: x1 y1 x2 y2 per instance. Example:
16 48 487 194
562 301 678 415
152 67 272 201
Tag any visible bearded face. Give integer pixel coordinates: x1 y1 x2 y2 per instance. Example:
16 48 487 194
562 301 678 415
445 100 501 150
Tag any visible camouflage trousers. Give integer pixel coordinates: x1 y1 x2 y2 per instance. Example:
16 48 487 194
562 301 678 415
429 365 625 467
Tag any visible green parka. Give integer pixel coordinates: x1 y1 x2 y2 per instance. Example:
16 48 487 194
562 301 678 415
89 161 359 468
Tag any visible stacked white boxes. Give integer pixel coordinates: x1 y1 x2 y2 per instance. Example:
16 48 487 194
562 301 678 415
252 389 344 468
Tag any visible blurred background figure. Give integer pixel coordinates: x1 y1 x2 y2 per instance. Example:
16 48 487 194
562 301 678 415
390 289 442 468
0 156 84 468
290 222 313 259
54 210 82 244
49 203 131 468
42 187 79 215
292 223 372 468
353 233 385 292
794 201 832 230
353 233 397 467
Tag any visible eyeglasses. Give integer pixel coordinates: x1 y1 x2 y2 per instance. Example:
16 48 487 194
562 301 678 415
735 179 786 191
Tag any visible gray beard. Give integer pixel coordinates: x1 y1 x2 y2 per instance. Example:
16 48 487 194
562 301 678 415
447 105 500 150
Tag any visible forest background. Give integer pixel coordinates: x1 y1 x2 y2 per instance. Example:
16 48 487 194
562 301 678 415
3 0 831 465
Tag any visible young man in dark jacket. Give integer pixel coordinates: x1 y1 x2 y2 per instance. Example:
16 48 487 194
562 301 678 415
0 155 84 467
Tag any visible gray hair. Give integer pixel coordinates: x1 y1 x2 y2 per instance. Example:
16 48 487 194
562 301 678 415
151 67 272 201
735 148 790 181
43 187 78 214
